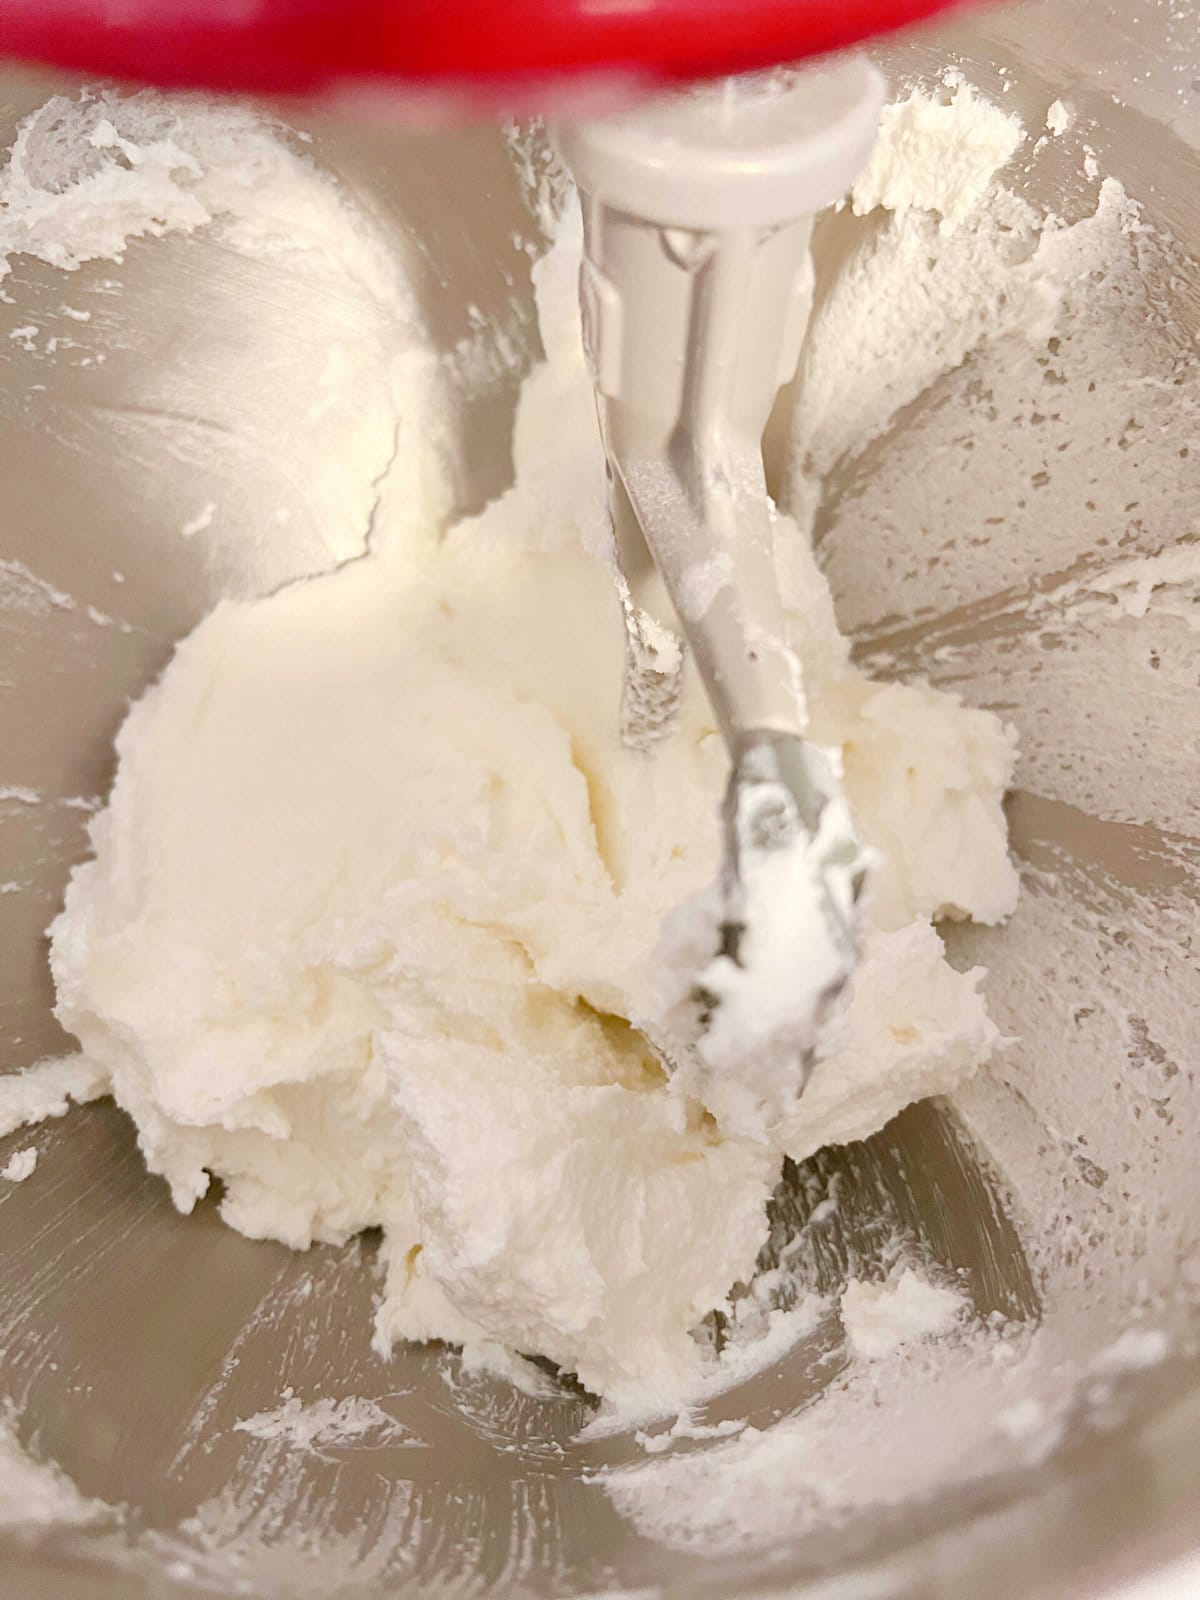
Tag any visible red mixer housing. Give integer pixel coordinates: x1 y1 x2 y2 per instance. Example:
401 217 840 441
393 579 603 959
0 1 970 99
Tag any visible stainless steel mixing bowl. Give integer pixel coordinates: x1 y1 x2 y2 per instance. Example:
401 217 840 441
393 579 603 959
2 1 1198 1595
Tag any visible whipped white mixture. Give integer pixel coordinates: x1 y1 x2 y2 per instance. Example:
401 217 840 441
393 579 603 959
0 1147 37 1183
839 1267 967 1362
16 86 1020 1415
0 1409 110 1530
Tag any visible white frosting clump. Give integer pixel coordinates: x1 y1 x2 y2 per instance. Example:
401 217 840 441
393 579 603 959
851 76 1025 227
42 90 1022 1414
839 1267 967 1362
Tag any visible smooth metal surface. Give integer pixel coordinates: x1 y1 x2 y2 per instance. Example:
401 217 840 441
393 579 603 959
1 2 1199 1596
